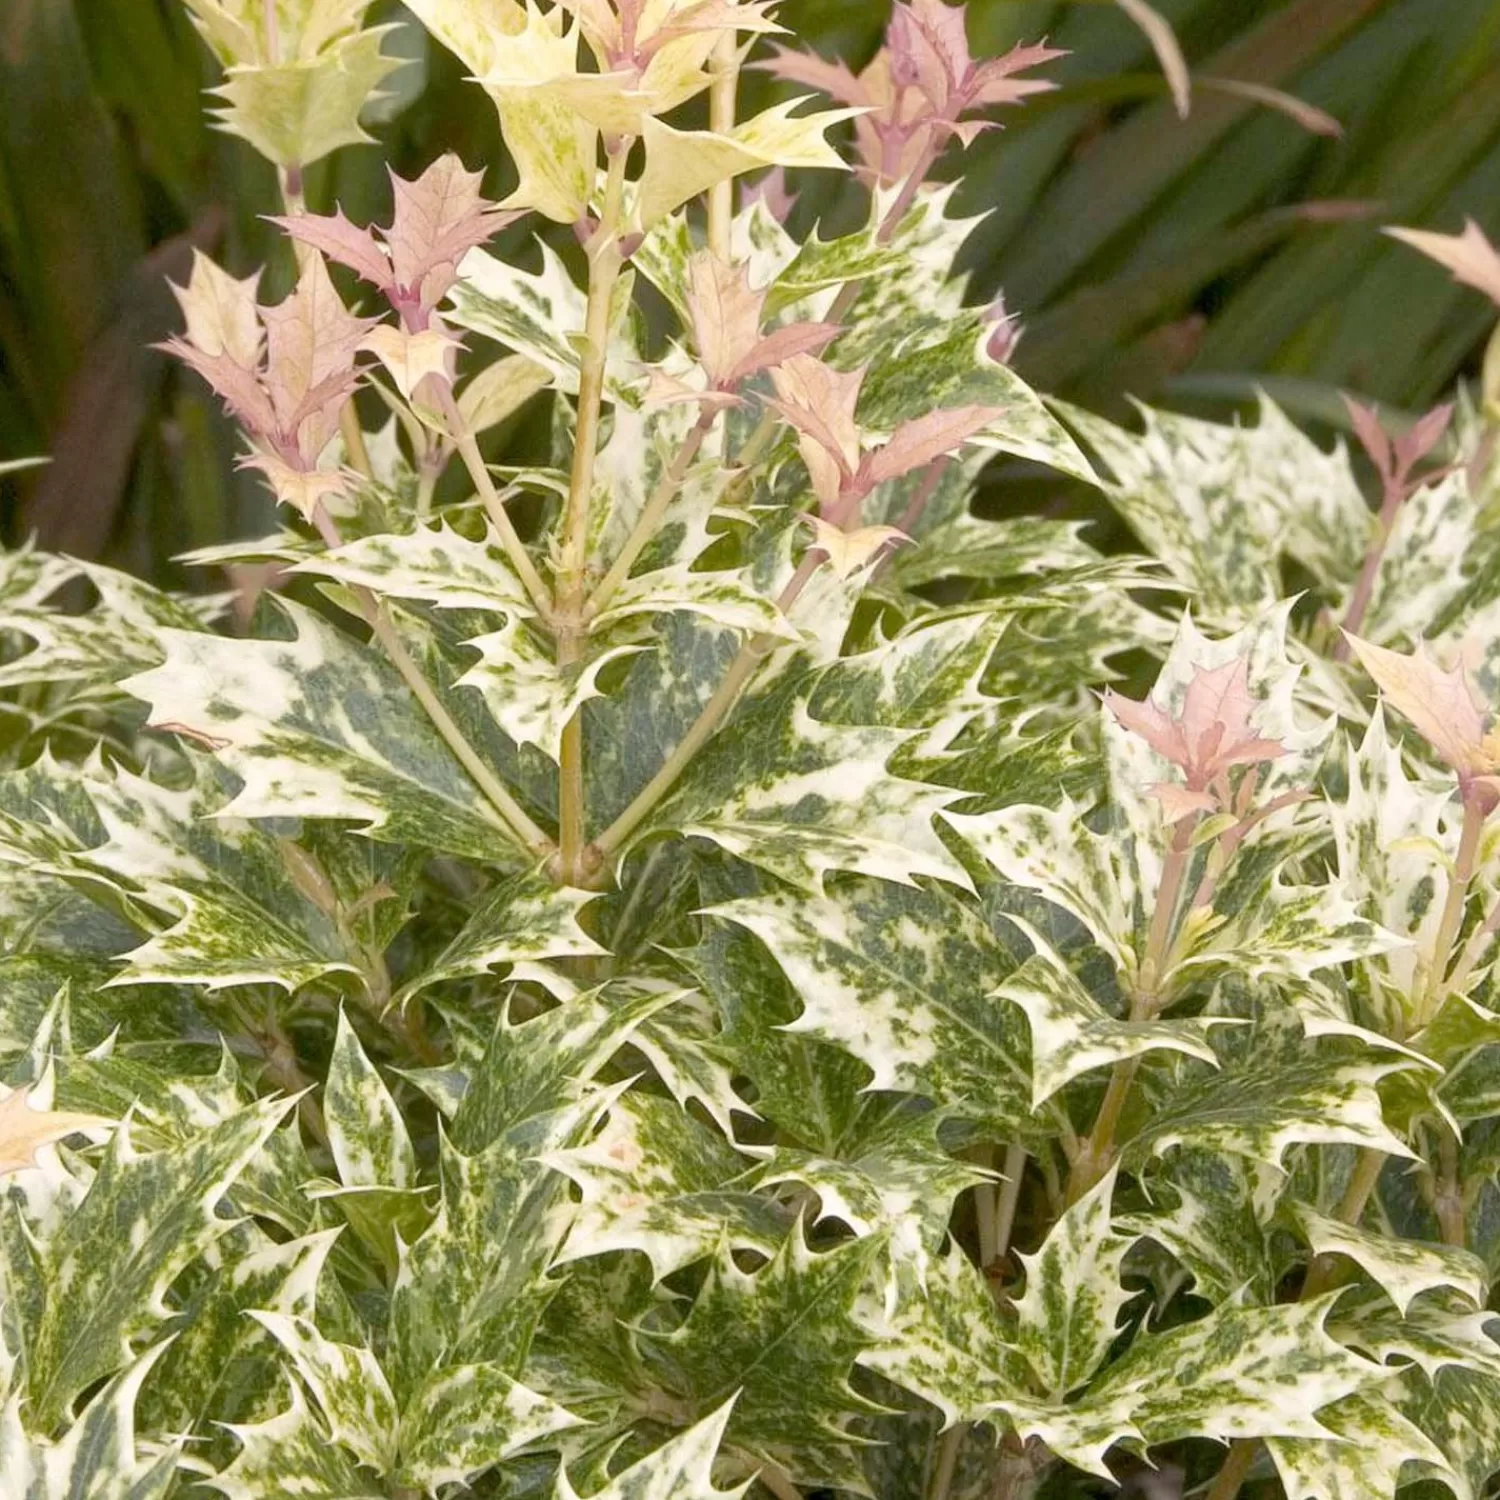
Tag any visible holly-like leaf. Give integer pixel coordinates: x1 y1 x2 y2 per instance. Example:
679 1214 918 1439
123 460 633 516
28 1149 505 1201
857 1242 1031 1426
642 1227 885 1488
711 877 1038 1138
0 1345 179 1500
546 1092 784 1279
0 1086 110 1178
642 676 972 892
400 872 602 998
1288 1202 1487 1315
120 599 521 863
249 1312 398 1473
1011 1168 1136 1400
997 928 1239 1107
324 1011 417 1191
1387 219 1500 308
999 1296 1380 1477
19 1095 294 1428
555 1400 750 1500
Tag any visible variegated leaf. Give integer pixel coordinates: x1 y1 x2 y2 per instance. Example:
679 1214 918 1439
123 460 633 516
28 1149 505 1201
547 1093 784 1280
1289 1201 1487 1314
555 1401 749 1500
324 1011 417 1191
711 878 1038 1138
120 599 521 863
641 1227 884 1490
1011 1168 1136 1400
999 1296 1380 1478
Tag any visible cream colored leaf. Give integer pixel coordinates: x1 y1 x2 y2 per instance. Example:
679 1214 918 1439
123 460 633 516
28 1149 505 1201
170 250 264 369
0 1086 111 1177
807 517 905 579
359 324 458 403
635 99 856 228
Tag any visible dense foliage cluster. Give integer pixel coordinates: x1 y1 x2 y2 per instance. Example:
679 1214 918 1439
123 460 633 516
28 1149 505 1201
7 2 1500 1498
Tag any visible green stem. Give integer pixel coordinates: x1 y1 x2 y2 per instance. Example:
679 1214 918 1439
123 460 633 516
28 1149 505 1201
555 142 632 886
589 407 716 617
311 505 554 861
438 386 552 615
1066 819 1195 1202
591 552 820 861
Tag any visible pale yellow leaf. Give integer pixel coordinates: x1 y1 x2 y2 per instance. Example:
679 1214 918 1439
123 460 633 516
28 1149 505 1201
0 1087 112 1177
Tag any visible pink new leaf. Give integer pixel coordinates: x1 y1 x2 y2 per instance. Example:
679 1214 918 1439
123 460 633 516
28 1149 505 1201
687 252 769 387
861 404 1003 487
1343 396 1393 483
729 321 841 384
1386 219 1500 308
757 45 870 108
1344 635 1497 789
387 155 519 315
269 207 392 291
162 340 279 436
1105 657 1287 819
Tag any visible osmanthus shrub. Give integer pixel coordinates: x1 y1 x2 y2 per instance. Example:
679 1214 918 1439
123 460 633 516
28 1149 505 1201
7 2 1500 1498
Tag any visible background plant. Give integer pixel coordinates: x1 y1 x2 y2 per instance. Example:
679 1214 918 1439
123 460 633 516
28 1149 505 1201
6 3 1500 1500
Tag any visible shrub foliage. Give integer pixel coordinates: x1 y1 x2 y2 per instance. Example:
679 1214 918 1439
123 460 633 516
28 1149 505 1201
5 3 1500 1499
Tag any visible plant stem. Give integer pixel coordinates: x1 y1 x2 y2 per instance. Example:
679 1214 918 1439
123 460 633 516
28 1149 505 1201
589 407 716 616
437 386 552 614
1203 1438 1257 1500
1066 819 1195 1202
1334 474 1405 657
757 1463 803 1500
554 142 632 885
1446 889 1500 996
591 553 820 861
708 32 740 259
310 506 553 861
928 1425 964 1500
1435 1130 1467 1248
340 403 373 478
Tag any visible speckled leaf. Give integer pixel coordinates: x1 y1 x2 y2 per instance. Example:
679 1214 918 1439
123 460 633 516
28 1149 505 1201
138 1228 337 1444
1000 1296 1379 1477
324 1011 416 1191
0 1345 178 1500
21 1095 293 1429
754 1107 985 1270
73 760 365 993
1059 397 1368 619
555 1401 749 1500
1393 1366 1500 1500
249 1312 398 1473
401 872 602 998
292 522 536 619
458 614 643 761
451 240 637 398
1289 1202 1487 1314
120 599 519 862
856 1242 1031 1426
206 1383 384 1500
646 679 971 892
997 928 1238 1108
950 799 1139 974
711 878 1038 1138
1125 1046 1411 1170
1012 1168 1135 1400
589 564 794 641
1267 1386 1458 1500
642 1227 884 1489
547 1093 783 1280
396 1361 580 1491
